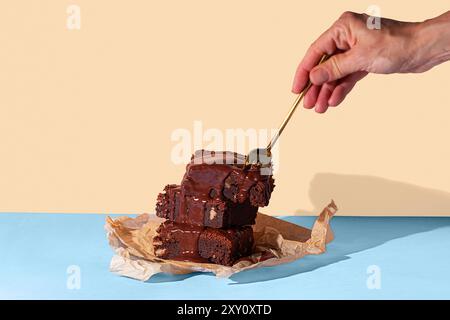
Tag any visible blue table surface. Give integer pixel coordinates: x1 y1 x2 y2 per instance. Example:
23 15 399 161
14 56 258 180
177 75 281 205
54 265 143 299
0 213 449 300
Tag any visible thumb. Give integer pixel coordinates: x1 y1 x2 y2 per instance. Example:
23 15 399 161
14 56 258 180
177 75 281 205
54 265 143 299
310 50 363 85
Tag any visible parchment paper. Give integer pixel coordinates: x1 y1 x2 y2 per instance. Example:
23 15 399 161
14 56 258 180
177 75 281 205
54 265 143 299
105 200 337 281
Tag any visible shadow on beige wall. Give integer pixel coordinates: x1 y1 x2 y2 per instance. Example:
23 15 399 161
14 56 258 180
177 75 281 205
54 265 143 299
296 173 450 216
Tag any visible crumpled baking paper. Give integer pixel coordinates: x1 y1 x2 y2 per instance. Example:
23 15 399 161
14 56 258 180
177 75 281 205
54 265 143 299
105 200 337 281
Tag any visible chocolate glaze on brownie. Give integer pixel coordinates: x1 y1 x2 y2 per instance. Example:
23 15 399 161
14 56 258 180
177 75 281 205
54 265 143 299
155 150 275 228
183 150 274 207
153 221 254 266
156 184 259 228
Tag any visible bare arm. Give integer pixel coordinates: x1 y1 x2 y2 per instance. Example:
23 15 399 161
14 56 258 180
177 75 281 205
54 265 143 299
292 11 450 113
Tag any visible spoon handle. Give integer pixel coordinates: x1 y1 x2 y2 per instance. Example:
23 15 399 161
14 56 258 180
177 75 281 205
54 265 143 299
266 54 330 154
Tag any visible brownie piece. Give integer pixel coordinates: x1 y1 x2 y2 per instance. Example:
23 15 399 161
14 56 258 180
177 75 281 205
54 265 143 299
156 184 181 221
184 150 274 208
155 150 275 228
156 184 258 228
153 221 254 266
153 221 205 263
198 227 254 266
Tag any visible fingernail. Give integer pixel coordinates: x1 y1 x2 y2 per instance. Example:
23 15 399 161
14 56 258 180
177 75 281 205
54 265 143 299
311 67 329 84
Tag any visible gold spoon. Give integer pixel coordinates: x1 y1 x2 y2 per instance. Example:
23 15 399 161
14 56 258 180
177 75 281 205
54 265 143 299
246 54 330 166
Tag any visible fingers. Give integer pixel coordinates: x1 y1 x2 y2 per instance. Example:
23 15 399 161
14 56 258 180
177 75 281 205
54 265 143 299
310 50 364 86
303 85 321 109
303 82 337 113
302 71 367 113
315 82 336 113
328 71 368 106
292 11 369 112
292 65 310 94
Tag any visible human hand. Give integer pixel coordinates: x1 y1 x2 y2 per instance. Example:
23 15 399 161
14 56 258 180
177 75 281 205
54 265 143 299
292 11 450 113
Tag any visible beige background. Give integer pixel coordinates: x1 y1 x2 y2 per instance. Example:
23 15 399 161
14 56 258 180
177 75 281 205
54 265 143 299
1 1 449 216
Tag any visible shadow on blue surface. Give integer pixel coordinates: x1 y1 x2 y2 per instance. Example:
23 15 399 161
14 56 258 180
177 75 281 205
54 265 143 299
145 272 204 283
141 216 450 285
229 216 450 284
222 173 450 284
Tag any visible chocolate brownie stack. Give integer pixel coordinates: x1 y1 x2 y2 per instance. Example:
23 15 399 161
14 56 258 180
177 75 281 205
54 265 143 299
154 150 275 266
